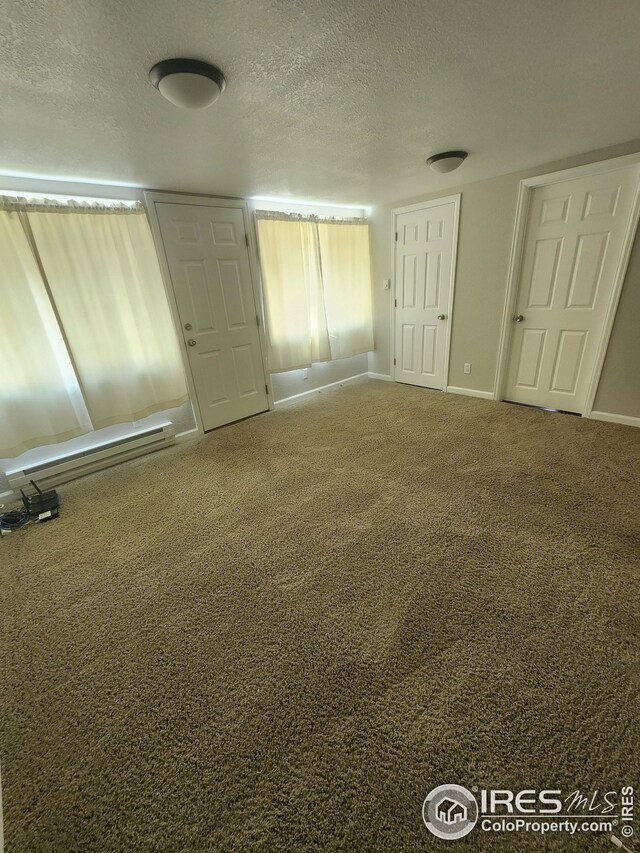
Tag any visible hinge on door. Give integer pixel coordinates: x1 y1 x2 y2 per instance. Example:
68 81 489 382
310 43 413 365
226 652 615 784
394 298 397 307
245 233 249 247
256 314 260 327
393 358 397 366
265 384 269 395
395 232 398 241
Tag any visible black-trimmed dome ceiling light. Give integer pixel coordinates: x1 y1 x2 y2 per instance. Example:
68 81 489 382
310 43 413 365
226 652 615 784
426 151 468 173
149 58 227 109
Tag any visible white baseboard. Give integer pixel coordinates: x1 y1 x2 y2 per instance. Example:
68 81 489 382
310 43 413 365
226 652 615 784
589 410 640 428
446 385 495 401
368 372 393 381
274 372 369 406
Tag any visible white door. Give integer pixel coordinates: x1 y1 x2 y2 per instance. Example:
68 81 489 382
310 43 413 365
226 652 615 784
156 203 268 431
394 198 458 389
504 165 639 413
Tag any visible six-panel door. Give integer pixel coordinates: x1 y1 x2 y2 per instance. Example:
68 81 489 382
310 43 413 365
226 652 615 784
156 203 268 431
504 166 639 413
394 201 456 389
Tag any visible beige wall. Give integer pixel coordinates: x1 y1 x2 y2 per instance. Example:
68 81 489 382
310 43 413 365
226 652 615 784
369 139 640 418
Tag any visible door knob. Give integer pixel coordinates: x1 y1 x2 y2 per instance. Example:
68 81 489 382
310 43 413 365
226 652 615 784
513 314 524 322
184 322 193 331
437 314 447 320
187 339 197 347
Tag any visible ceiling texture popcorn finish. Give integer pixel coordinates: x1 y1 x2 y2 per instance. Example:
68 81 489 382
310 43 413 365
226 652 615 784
1 0 640 204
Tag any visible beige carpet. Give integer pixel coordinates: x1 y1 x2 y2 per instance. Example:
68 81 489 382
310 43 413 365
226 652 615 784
1 379 639 852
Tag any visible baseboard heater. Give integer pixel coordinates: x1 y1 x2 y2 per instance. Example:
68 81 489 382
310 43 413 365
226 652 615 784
6 424 176 491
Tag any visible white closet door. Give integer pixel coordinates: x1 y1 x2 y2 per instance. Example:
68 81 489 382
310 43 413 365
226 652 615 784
504 165 639 412
394 199 457 390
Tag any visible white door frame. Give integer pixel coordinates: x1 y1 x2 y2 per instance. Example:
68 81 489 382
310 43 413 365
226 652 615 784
494 153 640 416
390 194 461 389
144 191 274 436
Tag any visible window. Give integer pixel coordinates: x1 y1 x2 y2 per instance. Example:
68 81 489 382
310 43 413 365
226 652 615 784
0 196 188 458
255 212 374 372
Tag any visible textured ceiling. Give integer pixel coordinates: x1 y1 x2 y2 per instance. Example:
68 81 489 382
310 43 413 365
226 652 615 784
1 0 640 205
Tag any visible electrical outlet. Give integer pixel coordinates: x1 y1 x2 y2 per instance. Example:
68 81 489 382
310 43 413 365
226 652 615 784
464 363 471 374
383 278 391 290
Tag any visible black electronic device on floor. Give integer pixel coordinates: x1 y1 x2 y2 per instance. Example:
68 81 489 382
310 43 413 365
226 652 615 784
21 480 61 516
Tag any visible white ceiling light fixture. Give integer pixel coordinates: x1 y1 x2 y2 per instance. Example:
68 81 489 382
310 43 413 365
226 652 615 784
149 58 227 110
427 150 468 173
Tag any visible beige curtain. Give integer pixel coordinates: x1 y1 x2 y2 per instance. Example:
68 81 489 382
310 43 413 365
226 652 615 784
317 221 374 359
256 213 374 371
256 217 330 371
27 209 188 429
0 211 91 457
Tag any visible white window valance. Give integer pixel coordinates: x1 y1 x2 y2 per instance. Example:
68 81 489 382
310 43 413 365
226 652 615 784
0 194 143 214
255 209 367 225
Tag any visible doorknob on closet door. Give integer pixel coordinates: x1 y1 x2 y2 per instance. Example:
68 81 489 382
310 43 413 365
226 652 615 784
187 339 197 347
437 314 447 320
184 322 193 330
513 314 524 322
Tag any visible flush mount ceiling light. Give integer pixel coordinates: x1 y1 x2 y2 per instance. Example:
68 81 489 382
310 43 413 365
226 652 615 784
426 150 468 173
149 58 226 109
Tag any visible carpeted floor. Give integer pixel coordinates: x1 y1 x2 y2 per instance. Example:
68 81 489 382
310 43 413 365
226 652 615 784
1 378 639 852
